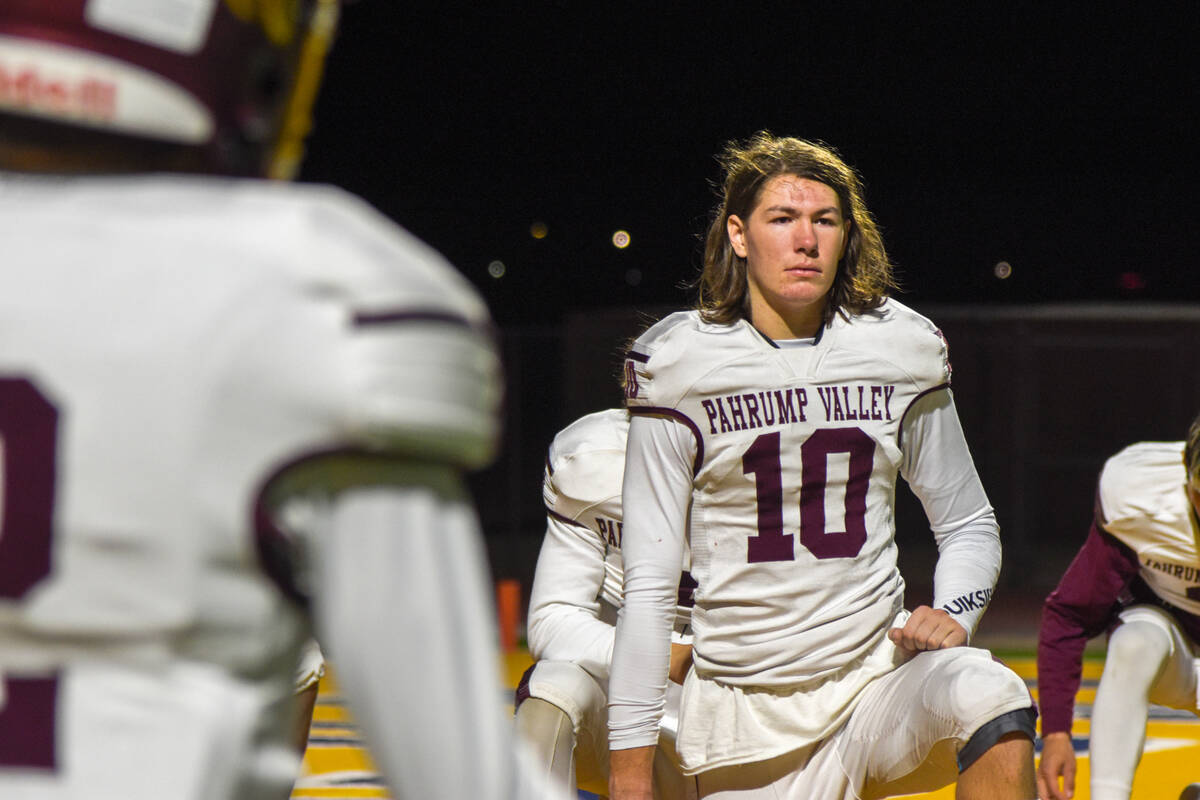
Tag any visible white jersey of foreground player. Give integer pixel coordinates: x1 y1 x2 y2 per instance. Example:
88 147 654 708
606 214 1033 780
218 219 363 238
0 174 566 800
610 302 1028 778
521 408 695 798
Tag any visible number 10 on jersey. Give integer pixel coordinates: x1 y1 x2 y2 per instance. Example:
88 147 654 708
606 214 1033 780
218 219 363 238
742 428 875 563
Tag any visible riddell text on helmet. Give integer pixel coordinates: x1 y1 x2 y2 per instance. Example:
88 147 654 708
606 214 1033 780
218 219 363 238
0 61 116 121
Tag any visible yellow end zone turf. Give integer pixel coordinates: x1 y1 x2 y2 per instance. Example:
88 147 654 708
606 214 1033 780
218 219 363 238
292 653 1199 800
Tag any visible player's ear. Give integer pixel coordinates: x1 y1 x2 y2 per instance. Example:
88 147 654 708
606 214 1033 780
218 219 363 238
727 214 748 259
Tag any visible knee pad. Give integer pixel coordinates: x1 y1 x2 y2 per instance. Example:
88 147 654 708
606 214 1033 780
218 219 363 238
925 651 1036 772
923 649 1032 731
520 660 607 732
1107 614 1173 678
293 637 325 694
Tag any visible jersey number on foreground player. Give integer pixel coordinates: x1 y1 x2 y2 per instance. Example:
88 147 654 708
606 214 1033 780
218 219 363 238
0 377 62 770
0 377 57 600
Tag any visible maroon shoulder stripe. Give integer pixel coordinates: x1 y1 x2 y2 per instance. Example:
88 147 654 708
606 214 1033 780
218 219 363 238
353 309 472 327
896 382 951 450
626 349 651 363
629 406 705 477
546 507 591 529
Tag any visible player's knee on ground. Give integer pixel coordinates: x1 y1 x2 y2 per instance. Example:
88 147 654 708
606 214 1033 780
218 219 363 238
1104 619 1172 688
516 660 607 732
514 660 610 792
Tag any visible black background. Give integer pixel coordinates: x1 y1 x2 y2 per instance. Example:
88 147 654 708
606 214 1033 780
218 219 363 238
297 5 1200 605
302 4 1199 326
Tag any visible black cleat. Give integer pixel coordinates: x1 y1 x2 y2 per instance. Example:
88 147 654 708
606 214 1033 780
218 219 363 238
1180 784 1200 800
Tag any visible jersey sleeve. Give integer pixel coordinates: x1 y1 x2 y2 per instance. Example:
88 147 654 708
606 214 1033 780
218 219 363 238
342 315 501 469
289 186 503 471
1096 441 1190 554
1037 520 1139 734
608 414 694 751
883 300 952 394
525 513 615 682
527 412 629 681
249 188 502 602
900 388 1000 637
622 311 707 412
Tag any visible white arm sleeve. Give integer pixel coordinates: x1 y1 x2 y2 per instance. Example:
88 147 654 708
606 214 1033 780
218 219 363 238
525 514 615 682
309 482 569 800
899 389 1001 638
608 414 693 750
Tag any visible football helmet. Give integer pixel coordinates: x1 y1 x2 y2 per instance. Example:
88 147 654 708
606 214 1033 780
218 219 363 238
0 0 339 178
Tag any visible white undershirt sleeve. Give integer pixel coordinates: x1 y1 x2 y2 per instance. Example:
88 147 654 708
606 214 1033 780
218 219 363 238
899 388 1001 638
309 481 569 800
608 414 694 750
526 513 615 683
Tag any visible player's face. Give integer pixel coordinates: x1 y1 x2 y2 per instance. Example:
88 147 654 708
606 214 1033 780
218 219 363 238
1189 474 1200 519
727 174 850 340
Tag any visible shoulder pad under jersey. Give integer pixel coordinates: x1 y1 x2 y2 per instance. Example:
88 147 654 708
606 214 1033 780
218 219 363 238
1098 441 1190 546
286 184 502 469
544 409 630 523
825 299 952 392
623 310 761 411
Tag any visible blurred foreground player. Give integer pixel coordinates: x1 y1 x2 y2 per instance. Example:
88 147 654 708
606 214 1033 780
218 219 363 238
0 2 565 799
1037 412 1200 800
608 133 1037 799
515 409 697 799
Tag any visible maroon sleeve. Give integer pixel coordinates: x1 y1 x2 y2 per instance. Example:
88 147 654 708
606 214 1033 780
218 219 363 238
1036 520 1139 734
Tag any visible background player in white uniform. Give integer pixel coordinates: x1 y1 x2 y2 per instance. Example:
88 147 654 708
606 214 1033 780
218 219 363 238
515 409 697 799
1037 412 1200 800
607 133 1037 800
0 3 568 799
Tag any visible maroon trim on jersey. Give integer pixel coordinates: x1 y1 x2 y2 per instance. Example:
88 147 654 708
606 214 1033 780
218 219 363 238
253 487 311 610
545 506 590 530
352 309 475 328
747 323 781 349
512 662 537 711
0 674 58 770
628 407 705 478
1036 521 1140 734
895 382 951 450
0 377 58 600
250 443 449 609
626 349 651 364
677 570 698 609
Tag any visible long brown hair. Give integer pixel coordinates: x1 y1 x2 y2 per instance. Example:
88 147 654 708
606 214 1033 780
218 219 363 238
697 132 897 327
1186 410 1200 483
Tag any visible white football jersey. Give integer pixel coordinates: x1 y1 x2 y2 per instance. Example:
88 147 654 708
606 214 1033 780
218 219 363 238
1098 441 1200 616
0 173 499 688
542 409 633 616
623 301 949 687
528 409 693 682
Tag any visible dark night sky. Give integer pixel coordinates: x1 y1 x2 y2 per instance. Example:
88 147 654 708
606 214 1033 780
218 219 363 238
300 5 1199 327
